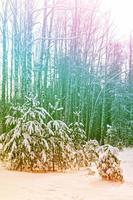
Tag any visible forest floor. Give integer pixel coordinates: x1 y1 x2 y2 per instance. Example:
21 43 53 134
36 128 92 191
0 149 133 200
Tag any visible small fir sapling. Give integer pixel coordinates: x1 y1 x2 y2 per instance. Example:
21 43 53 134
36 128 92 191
97 144 123 182
73 140 99 170
0 96 53 171
47 119 74 171
69 111 86 149
83 140 99 174
105 125 124 149
83 140 99 163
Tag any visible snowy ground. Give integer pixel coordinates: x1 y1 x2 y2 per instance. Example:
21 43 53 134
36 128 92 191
0 149 133 200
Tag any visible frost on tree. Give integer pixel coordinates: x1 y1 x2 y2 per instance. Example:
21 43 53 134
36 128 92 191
0 96 75 172
0 96 53 171
73 139 99 169
97 144 123 182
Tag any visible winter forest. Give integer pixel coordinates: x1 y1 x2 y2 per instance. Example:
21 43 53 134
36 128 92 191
0 0 133 199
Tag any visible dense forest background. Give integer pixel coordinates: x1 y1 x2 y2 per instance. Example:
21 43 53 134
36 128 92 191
0 0 132 145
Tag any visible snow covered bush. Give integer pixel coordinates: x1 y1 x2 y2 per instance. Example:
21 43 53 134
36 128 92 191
73 140 99 169
69 121 86 150
0 96 76 172
0 96 53 171
105 125 124 150
97 144 123 182
105 125 118 144
83 140 99 164
47 120 74 171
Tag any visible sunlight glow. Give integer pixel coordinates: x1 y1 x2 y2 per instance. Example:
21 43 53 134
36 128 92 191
102 0 133 38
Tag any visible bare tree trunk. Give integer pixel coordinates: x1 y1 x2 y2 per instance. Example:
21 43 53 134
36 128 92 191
1 0 8 132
